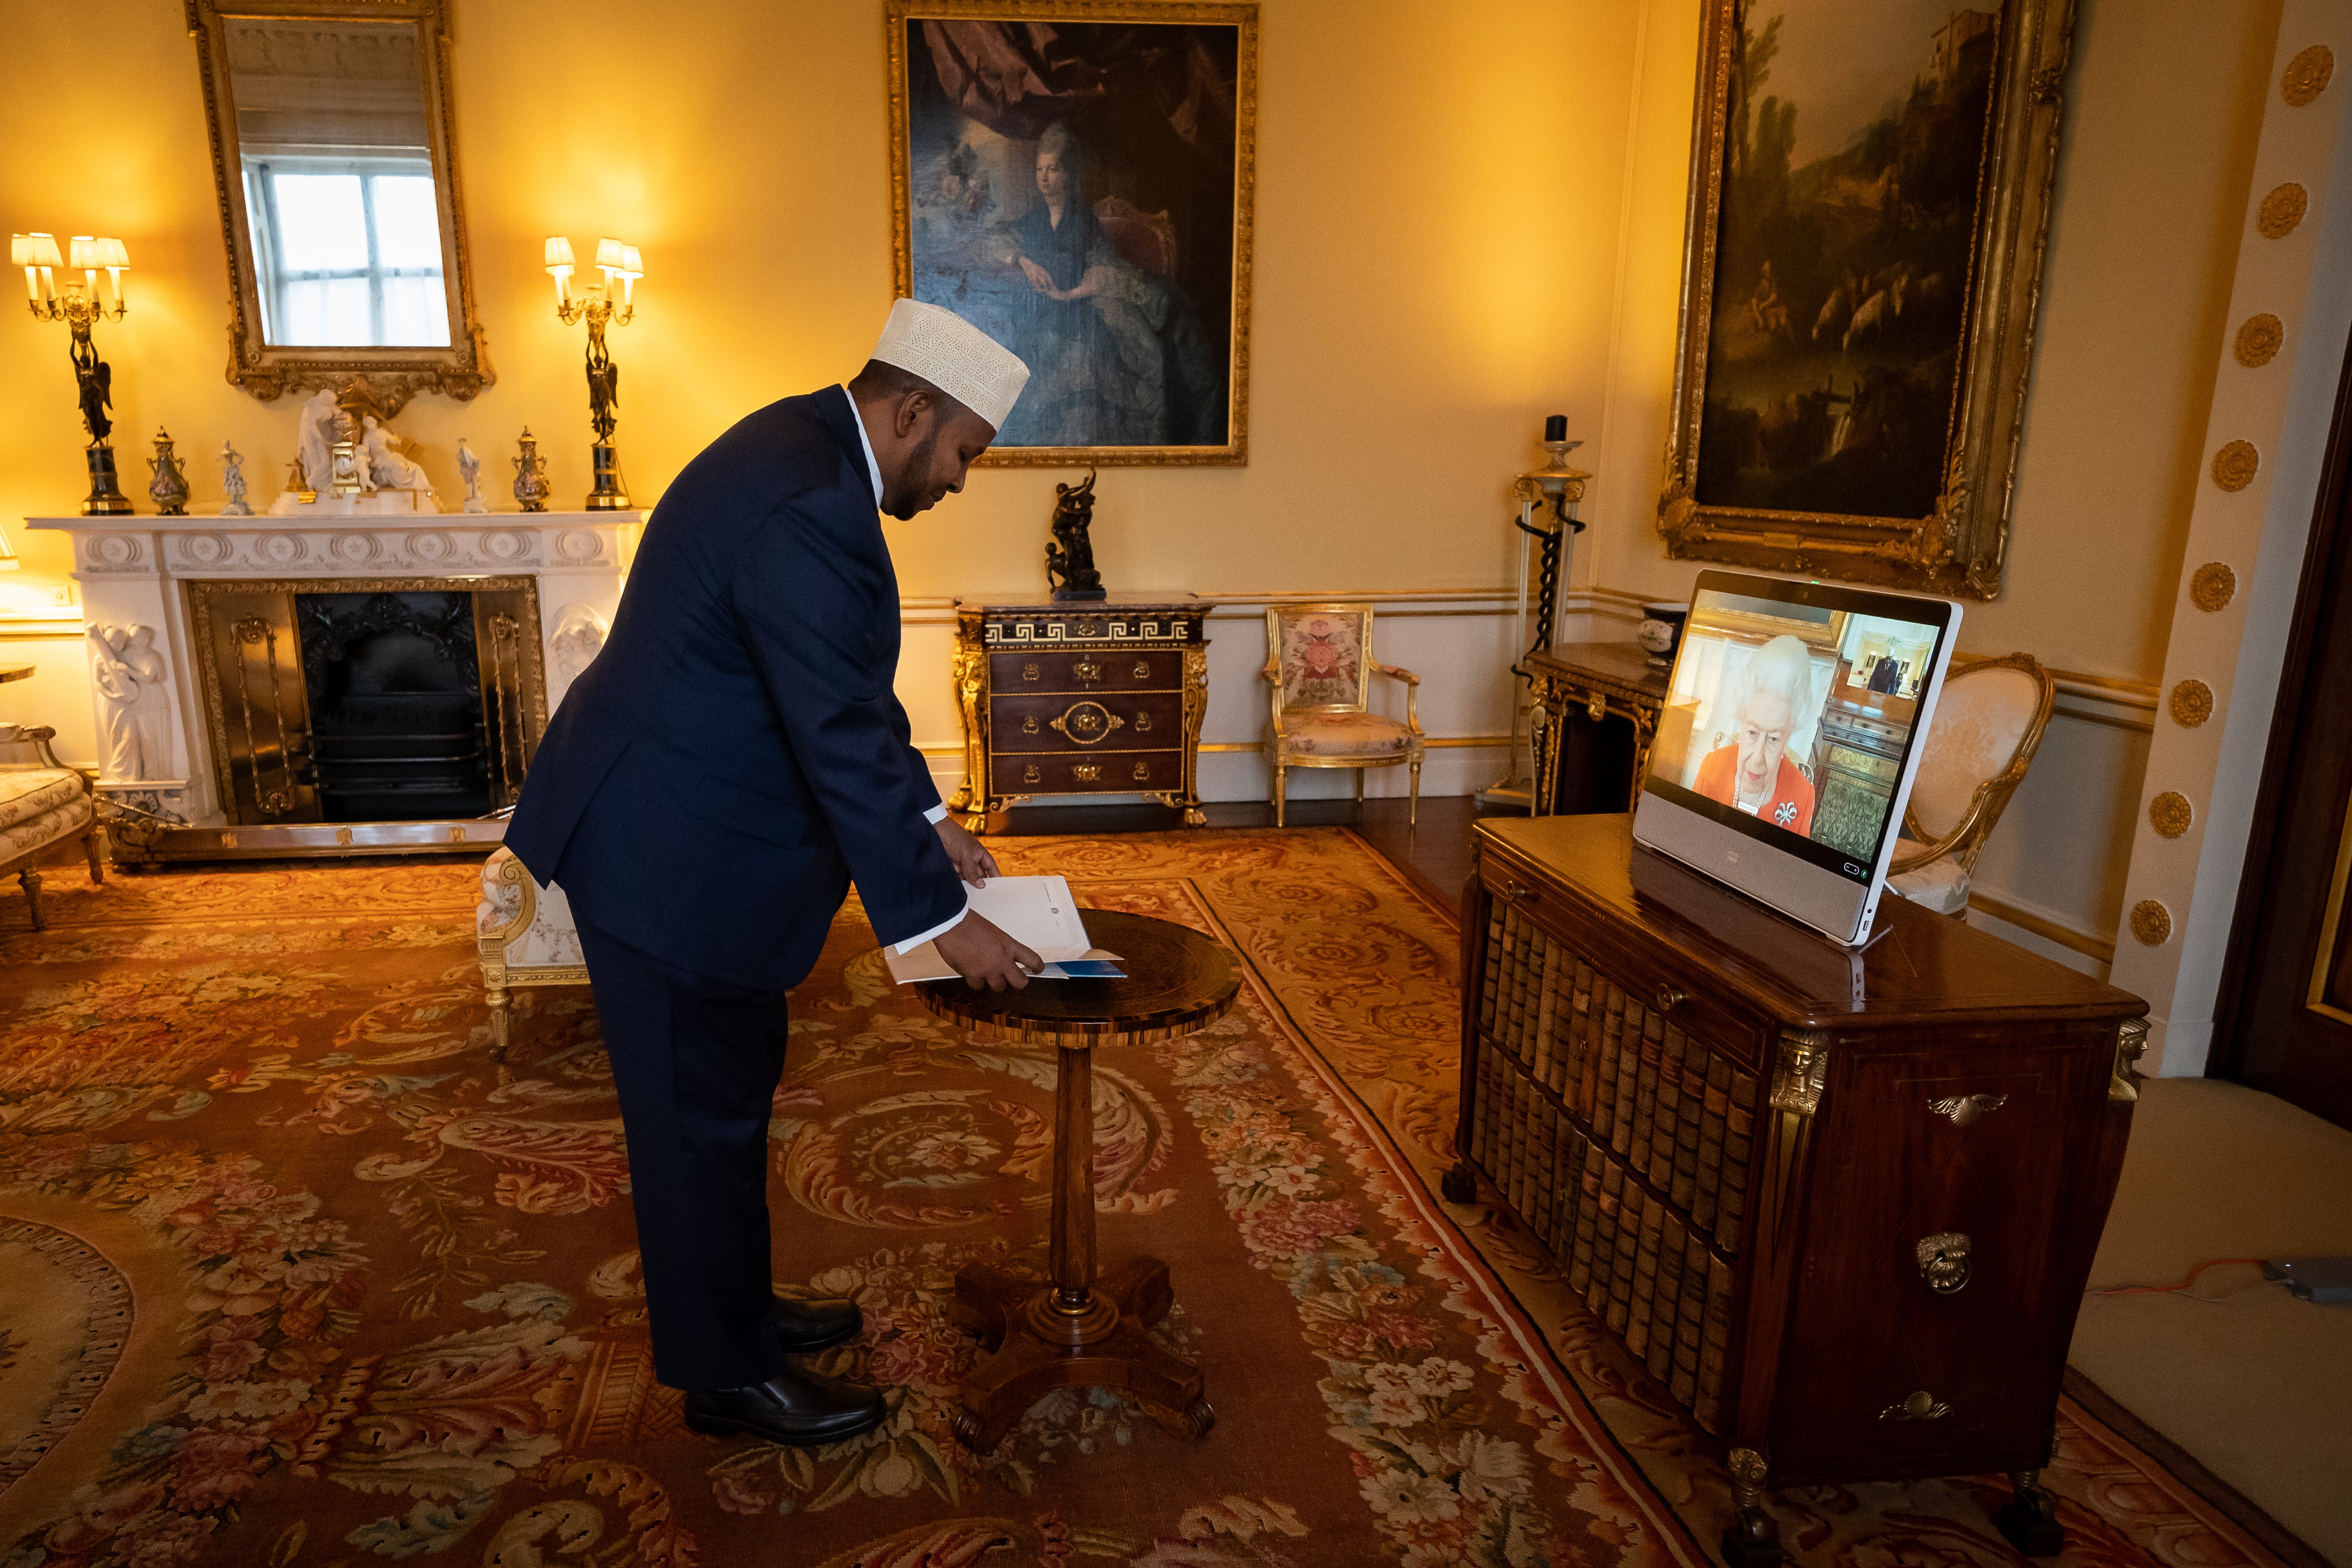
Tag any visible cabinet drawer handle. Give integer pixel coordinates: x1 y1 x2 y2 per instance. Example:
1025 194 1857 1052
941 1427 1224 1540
1879 1389 1951 1422
1916 1231 1970 1295
1500 880 1531 903
1133 660 1153 679
1022 663 1041 682
1927 1092 2006 1127
1656 984 1686 1012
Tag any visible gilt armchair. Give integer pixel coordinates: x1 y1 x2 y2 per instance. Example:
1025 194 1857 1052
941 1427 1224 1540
1261 604 1425 827
477 846 589 1047
1885 652 2056 916
1 723 104 930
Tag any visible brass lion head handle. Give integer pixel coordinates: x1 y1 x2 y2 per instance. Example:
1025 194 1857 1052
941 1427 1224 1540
1915 1230 1971 1294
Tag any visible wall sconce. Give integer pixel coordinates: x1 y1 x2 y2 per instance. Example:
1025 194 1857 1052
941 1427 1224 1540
14 232 134 516
545 234 643 511
1481 414 1593 811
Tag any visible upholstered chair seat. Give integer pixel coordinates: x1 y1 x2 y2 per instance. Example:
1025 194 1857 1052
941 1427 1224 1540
1260 604 1426 826
1281 710 1417 758
1 724 104 930
1883 655 2055 918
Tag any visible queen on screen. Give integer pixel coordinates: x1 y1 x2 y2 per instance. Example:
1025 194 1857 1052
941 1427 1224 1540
1693 634 1817 836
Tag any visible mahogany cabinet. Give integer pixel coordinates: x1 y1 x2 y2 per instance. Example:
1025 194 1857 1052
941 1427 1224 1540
946 597 1209 826
1445 815 2146 1566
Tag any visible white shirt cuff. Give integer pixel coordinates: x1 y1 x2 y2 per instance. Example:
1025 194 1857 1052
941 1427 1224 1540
923 802 948 824
894 900 969 954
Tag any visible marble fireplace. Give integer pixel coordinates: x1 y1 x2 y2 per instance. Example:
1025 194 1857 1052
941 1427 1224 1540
28 510 636 859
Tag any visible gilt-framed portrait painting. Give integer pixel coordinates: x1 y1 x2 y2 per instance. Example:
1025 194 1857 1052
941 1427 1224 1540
886 0 1257 466
1657 0 2076 598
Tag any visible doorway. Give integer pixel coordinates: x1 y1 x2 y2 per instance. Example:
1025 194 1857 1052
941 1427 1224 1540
2218 326 2352 1131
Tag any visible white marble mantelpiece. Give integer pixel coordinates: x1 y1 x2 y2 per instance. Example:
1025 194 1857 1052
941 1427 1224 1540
27 510 640 827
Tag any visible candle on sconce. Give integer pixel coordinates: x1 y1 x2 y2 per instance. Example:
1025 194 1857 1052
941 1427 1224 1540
1544 413 1567 443
544 235 576 306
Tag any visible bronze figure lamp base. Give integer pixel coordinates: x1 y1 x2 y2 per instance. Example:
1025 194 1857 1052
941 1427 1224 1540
584 441 629 510
82 443 134 516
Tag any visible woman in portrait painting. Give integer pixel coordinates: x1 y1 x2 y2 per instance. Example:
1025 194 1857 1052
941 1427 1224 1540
991 123 1218 447
1693 634 1818 836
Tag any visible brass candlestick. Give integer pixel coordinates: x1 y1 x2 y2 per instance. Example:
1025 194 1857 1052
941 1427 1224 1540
15 233 134 516
546 236 643 510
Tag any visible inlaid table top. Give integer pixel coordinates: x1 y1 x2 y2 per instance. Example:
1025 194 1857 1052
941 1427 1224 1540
917 909 1238 1046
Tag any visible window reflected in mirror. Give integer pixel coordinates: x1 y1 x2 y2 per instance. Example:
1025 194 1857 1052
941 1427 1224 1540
228 16 450 348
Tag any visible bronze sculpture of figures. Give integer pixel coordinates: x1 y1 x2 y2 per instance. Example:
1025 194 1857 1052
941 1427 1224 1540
1045 468 1106 602
74 334 113 444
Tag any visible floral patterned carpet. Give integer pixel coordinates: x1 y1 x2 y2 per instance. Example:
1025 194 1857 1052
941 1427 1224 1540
0 829 2293 1568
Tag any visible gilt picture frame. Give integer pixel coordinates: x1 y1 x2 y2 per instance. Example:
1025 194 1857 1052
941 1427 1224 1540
1656 0 2076 599
886 0 1258 466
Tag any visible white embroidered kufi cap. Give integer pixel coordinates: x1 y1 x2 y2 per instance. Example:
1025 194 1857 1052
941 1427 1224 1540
870 298 1030 432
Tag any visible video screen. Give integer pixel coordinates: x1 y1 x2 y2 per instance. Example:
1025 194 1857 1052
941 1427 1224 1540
1644 585 1949 881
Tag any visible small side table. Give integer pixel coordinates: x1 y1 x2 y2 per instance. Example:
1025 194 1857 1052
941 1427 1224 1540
917 909 1239 1453
1526 643 1670 814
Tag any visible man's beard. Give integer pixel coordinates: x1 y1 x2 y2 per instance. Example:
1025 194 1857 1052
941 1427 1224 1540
883 424 943 521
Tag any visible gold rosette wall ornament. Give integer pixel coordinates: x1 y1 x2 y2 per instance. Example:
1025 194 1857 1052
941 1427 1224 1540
2169 680 2214 728
2281 44 2334 107
2130 900 2173 947
2233 314 2283 368
2149 792 2193 838
2189 563 2236 612
2212 441 2260 491
2258 183 2308 239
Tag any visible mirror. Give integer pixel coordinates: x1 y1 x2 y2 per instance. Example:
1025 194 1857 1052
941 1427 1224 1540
192 0 492 411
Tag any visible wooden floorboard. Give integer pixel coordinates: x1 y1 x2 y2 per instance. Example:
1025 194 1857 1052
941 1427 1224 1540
985 794 1513 914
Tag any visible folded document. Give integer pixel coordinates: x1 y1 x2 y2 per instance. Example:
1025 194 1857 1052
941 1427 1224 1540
884 875 1125 984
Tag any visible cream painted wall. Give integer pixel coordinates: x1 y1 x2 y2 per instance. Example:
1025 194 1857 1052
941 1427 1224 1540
1574 0 2291 955
0 0 1648 614
1584 0 2285 683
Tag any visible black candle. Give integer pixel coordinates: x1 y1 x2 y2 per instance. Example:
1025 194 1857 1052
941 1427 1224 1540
1544 414 1567 442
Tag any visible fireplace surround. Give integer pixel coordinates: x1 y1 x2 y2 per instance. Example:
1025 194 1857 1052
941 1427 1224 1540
29 510 637 860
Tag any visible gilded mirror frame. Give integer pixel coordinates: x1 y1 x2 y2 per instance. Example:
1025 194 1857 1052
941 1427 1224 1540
1655 0 2076 600
187 0 493 415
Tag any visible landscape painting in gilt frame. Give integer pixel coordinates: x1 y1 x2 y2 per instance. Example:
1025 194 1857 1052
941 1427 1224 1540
1657 0 2076 598
887 1 1258 467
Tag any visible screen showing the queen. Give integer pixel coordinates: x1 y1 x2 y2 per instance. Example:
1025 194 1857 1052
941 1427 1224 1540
899 16 1242 453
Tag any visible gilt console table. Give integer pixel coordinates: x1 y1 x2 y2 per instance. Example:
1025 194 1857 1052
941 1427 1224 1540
1527 642 1670 815
947 596 1209 829
1449 814 2147 1566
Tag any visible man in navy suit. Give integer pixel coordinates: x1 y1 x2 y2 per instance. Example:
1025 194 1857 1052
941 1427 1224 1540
505 301 1040 1447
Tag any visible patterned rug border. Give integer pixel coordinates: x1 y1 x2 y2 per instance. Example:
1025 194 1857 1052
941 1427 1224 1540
1159 869 1713 1568
2059 1372 2331 1568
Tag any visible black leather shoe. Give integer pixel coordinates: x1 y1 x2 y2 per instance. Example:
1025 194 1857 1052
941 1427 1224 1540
771 1292 862 1353
683 1366 887 1447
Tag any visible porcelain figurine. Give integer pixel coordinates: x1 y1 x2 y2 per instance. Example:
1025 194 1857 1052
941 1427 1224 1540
457 437 488 512
146 428 190 515
512 428 551 513
219 440 252 516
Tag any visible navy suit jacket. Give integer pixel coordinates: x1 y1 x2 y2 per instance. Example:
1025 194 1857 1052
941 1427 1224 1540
504 387 965 988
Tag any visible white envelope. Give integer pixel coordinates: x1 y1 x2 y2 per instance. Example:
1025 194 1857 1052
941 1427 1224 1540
884 874 1124 984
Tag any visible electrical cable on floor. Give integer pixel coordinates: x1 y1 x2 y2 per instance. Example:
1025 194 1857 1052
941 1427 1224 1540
2083 1258 2291 1304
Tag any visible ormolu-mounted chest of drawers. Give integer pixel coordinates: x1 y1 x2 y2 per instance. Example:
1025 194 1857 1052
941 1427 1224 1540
946 597 1209 827
1446 815 2147 1567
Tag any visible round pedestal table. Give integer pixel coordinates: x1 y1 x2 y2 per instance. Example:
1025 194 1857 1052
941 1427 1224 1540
917 908 1238 1453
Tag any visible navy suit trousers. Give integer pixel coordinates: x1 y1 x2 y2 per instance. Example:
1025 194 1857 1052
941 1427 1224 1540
576 919 802 1390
